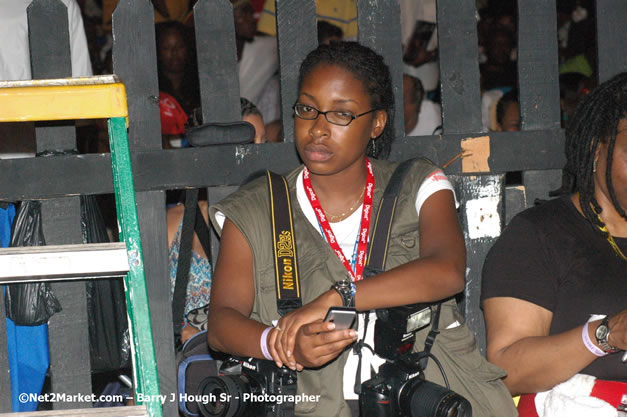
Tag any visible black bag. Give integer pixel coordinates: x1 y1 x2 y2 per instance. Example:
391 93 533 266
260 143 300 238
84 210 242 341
81 195 130 372
5 201 62 325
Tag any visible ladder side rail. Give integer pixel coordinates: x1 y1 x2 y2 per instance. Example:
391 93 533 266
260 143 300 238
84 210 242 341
108 117 162 417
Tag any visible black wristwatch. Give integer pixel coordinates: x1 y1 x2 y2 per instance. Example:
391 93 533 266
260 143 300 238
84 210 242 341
330 279 356 308
595 316 619 354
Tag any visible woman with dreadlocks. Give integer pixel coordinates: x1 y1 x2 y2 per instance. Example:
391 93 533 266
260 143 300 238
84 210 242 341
482 72 627 415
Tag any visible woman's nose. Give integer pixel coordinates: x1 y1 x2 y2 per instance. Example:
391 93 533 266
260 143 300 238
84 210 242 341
309 113 330 137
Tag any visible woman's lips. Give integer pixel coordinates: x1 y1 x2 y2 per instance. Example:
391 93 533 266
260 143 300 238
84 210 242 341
304 145 333 162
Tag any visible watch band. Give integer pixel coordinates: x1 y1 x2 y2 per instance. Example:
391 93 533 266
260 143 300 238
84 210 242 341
595 316 619 354
331 280 356 308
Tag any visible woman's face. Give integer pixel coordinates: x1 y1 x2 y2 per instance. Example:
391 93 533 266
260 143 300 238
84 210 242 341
294 64 386 177
595 118 627 213
158 29 187 74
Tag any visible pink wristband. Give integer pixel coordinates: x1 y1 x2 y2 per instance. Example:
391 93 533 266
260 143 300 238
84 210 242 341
582 318 608 357
260 326 273 360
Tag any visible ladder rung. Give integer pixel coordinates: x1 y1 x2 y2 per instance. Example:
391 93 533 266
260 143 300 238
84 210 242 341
0 242 129 283
0 405 147 416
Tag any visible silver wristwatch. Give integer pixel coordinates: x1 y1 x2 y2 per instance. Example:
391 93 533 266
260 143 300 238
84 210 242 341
595 316 619 354
330 279 356 308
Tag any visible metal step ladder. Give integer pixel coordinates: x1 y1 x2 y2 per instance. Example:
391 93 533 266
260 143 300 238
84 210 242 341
0 76 162 417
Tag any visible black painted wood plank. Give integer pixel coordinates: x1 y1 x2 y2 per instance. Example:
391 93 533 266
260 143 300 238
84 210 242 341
194 0 241 124
43 199 90 410
521 169 562 207
596 0 627 82
0 287 10 411
451 174 505 355
28 0 90 407
275 0 318 143
436 0 482 134
517 0 560 130
113 3 175 414
0 129 566 200
134 190 177 415
358 0 405 139
27 0 71 79
112 0 161 151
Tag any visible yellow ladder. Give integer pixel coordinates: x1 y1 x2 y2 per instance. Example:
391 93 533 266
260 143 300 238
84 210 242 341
0 75 162 417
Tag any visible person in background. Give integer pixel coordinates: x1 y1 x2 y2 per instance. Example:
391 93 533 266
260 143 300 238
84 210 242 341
493 89 520 132
480 26 518 92
482 72 627 416
155 21 200 117
403 69 442 136
240 97 267 144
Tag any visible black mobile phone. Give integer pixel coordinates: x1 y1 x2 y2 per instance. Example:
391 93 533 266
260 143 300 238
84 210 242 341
324 306 357 330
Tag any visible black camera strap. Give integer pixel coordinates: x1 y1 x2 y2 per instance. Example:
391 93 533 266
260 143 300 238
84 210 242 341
353 158 419 394
172 189 212 336
267 171 302 316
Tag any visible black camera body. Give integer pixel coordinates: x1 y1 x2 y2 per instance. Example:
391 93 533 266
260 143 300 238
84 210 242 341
359 355 472 417
196 356 297 417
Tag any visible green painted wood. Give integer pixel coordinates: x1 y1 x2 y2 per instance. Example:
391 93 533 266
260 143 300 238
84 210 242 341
108 117 162 417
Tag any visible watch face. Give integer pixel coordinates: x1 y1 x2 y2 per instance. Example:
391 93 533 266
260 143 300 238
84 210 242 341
595 324 609 340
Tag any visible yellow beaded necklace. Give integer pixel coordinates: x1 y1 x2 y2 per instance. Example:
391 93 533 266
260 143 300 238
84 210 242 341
589 203 627 262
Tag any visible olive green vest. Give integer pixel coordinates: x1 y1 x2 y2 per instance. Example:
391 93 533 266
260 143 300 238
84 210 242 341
210 158 517 417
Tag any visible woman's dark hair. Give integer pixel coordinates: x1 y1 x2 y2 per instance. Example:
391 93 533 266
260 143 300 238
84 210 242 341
297 41 395 159
563 71 627 230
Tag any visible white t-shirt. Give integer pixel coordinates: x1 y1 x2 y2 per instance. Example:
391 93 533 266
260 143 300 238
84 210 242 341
238 36 278 105
407 99 443 137
214 167 457 400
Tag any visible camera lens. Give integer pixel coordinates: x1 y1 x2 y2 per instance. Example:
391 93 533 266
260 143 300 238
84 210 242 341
197 374 264 417
400 378 472 417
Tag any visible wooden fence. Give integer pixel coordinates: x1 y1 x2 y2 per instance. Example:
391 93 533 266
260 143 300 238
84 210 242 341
0 0 625 414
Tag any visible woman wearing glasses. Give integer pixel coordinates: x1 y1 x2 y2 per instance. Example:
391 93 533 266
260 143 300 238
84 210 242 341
207 42 515 416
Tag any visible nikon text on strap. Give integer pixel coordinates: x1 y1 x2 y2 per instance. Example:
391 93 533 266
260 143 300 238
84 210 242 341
267 171 302 316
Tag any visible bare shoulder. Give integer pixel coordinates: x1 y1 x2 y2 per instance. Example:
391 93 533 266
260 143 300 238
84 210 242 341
166 203 185 245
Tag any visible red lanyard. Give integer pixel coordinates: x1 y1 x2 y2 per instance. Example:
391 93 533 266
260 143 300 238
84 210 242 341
303 158 374 281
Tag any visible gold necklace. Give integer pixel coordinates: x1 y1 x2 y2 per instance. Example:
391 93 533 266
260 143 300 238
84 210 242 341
590 205 627 262
326 188 365 222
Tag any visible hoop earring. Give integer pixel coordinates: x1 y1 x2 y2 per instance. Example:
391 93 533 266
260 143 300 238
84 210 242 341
593 157 598 173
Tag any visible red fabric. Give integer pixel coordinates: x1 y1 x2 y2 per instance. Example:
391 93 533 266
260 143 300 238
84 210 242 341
590 379 627 408
159 92 188 135
517 394 540 417
517 379 627 416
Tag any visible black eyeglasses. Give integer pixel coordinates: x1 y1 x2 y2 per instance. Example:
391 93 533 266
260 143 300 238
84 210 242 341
293 104 378 126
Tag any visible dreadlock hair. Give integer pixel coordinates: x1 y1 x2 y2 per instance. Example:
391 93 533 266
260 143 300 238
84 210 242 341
563 71 627 234
297 41 395 159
